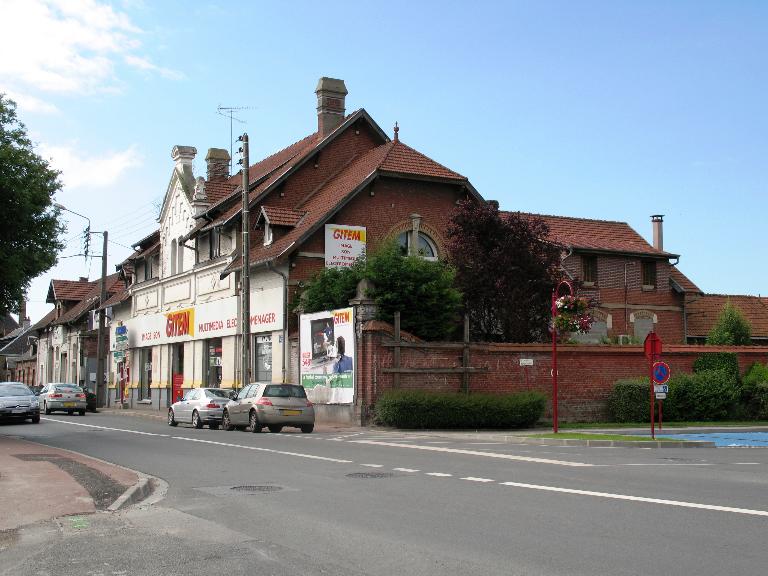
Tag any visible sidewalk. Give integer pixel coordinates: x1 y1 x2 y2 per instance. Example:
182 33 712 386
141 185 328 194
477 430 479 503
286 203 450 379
0 434 147 531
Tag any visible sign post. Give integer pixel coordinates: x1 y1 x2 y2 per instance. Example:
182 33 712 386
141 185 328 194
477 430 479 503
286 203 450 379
644 332 663 440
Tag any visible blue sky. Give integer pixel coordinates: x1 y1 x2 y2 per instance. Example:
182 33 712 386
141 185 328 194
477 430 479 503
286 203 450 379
2 0 766 323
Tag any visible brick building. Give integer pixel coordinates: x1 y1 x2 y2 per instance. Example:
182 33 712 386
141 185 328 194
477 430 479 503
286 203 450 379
117 77 481 411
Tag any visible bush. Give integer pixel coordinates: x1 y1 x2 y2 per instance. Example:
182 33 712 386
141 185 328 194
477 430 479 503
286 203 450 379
741 363 768 418
606 378 648 422
693 353 740 381
374 389 546 429
706 301 752 345
608 370 740 422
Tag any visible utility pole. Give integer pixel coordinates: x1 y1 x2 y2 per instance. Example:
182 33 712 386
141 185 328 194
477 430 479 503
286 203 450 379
239 134 251 386
96 230 108 407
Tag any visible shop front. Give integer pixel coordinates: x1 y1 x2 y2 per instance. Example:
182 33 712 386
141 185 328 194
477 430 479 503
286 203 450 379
124 289 283 410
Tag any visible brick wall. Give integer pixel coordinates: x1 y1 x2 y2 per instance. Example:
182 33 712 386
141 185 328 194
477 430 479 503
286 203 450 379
357 322 768 423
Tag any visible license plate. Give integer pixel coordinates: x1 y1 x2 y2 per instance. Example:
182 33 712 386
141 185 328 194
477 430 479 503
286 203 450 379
282 410 301 416
63 402 76 407
12 408 26 414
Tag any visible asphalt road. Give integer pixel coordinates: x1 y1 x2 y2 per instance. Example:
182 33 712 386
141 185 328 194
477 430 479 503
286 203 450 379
4 413 768 576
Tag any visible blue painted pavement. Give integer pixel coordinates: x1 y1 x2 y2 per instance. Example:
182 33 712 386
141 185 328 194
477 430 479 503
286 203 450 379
655 432 768 447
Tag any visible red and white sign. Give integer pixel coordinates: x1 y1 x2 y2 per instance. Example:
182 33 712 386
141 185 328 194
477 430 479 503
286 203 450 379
126 289 282 348
325 224 366 268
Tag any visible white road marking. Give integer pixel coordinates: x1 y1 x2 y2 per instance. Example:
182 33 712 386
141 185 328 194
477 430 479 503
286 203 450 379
461 477 495 483
360 463 384 468
350 440 593 467
616 463 713 467
733 462 761 465
172 436 354 463
393 467 420 473
500 481 768 517
425 472 452 477
42 418 353 464
466 442 504 446
43 418 171 437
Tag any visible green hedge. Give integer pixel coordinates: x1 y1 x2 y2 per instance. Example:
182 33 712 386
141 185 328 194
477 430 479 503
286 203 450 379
692 352 740 381
607 370 739 422
374 389 546 429
742 363 768 419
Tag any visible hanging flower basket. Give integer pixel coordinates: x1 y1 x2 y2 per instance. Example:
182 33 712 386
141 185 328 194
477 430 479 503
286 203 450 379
553 296 594 335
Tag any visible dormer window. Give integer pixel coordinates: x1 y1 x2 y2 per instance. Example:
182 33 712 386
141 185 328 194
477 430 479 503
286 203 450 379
263 222 273 246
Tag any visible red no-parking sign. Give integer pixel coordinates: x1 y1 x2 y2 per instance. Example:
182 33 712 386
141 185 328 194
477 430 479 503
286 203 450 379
652 361 671 385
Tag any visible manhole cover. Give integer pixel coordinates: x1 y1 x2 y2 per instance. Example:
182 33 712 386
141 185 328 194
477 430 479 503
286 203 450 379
346 472 395 479
230 485 283 493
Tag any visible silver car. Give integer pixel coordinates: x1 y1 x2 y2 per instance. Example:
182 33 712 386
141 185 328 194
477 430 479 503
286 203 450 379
0 382 40 423
38 383 87 415
168 387 233 429
222 383 315 433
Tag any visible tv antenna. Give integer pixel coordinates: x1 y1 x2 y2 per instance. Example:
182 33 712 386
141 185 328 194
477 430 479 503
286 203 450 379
217 105 253 172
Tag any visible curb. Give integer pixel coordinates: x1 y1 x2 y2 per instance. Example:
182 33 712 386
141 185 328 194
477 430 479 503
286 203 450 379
107 475 154 511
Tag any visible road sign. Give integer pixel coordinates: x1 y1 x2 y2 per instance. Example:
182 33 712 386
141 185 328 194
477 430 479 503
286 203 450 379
654 384 669 394
655 392 667 400
113 350 125 360
652 361 671 385
116 325 127 335
644 332 662 359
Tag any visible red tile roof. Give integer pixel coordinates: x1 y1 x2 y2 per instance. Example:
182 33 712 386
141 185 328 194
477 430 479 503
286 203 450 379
686 294 768 339
514 213 676 258
379 140 466 181
670 266 702 293
54 274 125 325
260 206 306 227
30 308 57 332
48 279 93 303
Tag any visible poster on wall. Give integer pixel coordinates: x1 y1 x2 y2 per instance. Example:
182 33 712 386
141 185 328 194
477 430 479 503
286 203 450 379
325 224 366 268
299 307 355 404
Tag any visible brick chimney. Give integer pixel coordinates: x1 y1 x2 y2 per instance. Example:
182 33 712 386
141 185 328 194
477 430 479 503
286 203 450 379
315 77 348 137
18 297 27 324
205 148 230 180
651 214 664 250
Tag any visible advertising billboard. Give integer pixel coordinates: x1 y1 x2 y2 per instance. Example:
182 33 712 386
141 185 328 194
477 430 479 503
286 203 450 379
325 224 366 268
300 307 354 404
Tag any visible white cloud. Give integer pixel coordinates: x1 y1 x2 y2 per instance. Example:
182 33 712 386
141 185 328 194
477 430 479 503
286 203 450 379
0 0 182 96
39 142 143 190
3 90 60 114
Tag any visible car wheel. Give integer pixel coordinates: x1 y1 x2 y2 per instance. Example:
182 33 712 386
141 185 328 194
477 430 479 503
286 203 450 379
249 410 262 433
168 409 178 427
192 410 203 429
268 425 283 433
31 414 40 423
209 423 219 430
300 424 314 434
44 402 51 415
222 411 233 431
78 409 85 416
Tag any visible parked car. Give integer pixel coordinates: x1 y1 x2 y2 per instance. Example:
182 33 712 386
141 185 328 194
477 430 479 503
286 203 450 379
0 382 40 423
222 383 315 433
168 387 233 429
38 383 87 415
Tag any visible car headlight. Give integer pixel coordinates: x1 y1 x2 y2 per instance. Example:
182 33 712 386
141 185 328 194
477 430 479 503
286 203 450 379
30 398 39 407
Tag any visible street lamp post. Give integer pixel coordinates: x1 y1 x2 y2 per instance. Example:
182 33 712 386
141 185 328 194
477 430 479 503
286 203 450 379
54 203 109 407
551 279 575 434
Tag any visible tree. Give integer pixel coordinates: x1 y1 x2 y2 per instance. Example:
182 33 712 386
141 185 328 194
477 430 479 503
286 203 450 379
706 301 752 345
0 94 65 317
365 241 461 341
294 241 462 341
445 199 562 342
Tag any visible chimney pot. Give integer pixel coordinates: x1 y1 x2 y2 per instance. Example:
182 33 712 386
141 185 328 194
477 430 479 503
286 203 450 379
651 214 664 251
315 77 348 137
171 145 197 166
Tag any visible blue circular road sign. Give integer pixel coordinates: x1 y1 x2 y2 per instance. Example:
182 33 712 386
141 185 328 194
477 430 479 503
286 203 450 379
652 361 671 385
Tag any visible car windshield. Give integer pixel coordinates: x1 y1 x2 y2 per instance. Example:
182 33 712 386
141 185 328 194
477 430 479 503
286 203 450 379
54 385 82 393
205 389 230 398
0 383 32 397
263 385 307 399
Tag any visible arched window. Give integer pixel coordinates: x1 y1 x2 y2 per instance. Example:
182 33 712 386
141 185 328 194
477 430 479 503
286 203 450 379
170 239 177 275
398 231 437 260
